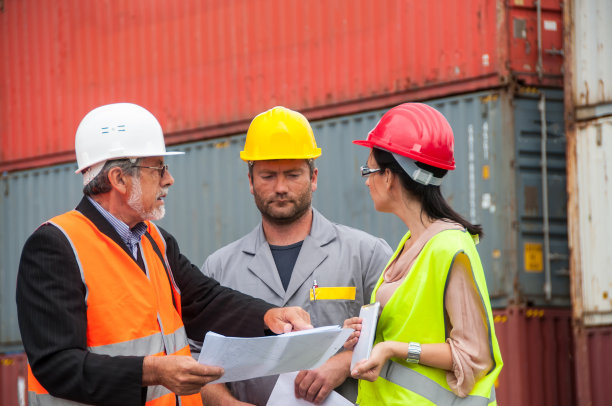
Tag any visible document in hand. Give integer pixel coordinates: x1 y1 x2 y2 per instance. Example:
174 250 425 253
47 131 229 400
350 302 380 371
198 325 354 383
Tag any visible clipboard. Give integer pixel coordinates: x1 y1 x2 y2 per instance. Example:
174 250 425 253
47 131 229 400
350 302 380 370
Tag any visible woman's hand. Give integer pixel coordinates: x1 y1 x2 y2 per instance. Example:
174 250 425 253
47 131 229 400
342 317 362 350
350 342 393 382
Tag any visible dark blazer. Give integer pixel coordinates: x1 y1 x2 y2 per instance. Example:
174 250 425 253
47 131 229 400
16 196 274 406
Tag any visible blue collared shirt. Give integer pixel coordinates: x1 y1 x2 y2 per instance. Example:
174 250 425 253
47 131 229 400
86 196 148 259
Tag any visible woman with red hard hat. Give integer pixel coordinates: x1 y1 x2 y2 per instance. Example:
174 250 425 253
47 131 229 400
345 103 503 405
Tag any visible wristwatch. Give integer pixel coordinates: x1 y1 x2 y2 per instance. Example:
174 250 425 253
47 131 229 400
406 342 421 364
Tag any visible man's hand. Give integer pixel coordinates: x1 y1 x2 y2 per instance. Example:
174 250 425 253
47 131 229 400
143 355 223 395
200 382 255 406
264 306 312 334
294 351 351 404
342 317 362 350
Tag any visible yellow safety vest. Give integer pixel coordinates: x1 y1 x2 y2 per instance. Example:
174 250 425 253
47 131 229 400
357 229 502 406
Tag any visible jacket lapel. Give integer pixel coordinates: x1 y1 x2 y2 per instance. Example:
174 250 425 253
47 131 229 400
243 225 286 299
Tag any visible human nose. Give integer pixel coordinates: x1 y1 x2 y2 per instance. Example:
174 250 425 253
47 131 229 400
274 175 290 194
162 168 174 187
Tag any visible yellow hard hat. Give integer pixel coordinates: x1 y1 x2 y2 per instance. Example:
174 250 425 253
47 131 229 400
240 106 322 161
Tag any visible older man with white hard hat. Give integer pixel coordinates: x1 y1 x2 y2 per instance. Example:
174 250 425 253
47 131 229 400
16 103 312 406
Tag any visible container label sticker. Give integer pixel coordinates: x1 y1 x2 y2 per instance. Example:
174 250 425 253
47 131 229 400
544 20 557 31
524 243 543 272
482 164 490 179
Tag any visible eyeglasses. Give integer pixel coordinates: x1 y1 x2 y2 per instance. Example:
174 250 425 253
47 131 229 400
132 164 169 178
360 165 381 177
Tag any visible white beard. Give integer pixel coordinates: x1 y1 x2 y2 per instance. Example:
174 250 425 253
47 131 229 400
127 176 166 221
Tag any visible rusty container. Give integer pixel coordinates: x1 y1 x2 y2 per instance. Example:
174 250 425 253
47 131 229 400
493 306 575 406
564 0 612 403
0 352 28 406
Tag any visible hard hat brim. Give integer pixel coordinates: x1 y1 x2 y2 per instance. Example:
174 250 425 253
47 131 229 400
75 150 185 174
352 139 374 148
240 149 321 162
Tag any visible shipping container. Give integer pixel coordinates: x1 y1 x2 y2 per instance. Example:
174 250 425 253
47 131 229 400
567 117 612 327
573 323 612 406
568 0 612 108
0 0 564 172
0 352 28 406
564 0 612 403
1 88 570 350
493 306 575 406
565 0 612 328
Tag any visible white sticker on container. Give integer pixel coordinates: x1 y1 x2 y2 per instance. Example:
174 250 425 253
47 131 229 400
481 193 491 209
482 54 490 67
544 20 557 31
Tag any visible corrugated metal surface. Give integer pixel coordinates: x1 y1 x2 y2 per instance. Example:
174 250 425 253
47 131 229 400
584 326 612 406
571 0 612 109
0 88 570 349
493 306 575 406
0 0 564 172
565 1 612 402
571 117 612 326
0 352 28 406
573 323 612 406
0 164 84 351
514 88 569 306
508 0 564 79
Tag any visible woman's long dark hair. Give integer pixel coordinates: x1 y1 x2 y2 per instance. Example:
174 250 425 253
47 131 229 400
372 148 483 238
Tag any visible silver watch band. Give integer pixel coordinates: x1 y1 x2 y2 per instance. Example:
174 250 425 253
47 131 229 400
406 342 421 364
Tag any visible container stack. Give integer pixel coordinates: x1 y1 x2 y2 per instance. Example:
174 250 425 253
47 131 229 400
0 0 581 403
565 0 612 405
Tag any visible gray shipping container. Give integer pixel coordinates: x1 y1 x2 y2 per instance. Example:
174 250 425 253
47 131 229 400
0 88 568 351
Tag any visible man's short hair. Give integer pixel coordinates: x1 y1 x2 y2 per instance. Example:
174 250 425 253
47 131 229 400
83 158 142 196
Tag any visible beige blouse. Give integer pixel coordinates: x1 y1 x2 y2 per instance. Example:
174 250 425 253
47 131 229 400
375 220 493 397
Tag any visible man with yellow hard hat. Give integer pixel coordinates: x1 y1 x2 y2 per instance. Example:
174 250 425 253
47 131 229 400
199 106 392 405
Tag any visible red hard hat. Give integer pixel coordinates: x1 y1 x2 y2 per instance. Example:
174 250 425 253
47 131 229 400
353 103 455 170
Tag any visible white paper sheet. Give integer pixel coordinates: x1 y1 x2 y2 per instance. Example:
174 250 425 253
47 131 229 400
266 371 354 406
198 326 353 383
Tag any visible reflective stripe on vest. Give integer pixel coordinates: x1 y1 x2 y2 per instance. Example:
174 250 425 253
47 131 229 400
28 386 175 406
88 326 188 356
27 211 202 406
380 360 496 406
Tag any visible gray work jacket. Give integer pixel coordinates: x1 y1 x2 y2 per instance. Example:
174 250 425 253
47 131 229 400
202 208 392 406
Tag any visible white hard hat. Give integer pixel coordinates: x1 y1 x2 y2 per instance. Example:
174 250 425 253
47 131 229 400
75 103 184 174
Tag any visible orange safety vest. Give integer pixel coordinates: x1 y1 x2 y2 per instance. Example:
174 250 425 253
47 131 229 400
27 210 203 406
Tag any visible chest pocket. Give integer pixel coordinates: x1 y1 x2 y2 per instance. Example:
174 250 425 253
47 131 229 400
308 286 360 327
309 286 356 300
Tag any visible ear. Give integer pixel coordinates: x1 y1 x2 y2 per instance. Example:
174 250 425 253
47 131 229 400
310 167 318 193
384 169 394 191
248 172 254 196
108 167 129 195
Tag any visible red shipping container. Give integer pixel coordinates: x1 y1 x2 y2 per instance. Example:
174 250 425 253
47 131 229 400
493 306 575 406
573 325 612 406
0 352 28 406
0 0 563 172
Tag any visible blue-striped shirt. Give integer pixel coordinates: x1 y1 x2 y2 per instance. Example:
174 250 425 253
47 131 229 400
86 196 148 259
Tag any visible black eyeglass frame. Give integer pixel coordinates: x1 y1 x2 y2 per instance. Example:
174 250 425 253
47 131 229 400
132 164 169 178
360 165 381 177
